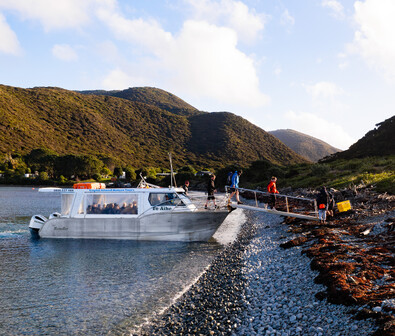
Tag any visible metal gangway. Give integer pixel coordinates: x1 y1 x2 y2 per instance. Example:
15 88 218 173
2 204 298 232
226 187 319 221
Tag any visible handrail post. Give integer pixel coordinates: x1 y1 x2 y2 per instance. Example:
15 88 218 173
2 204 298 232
255 192 258 207
286 196 289 213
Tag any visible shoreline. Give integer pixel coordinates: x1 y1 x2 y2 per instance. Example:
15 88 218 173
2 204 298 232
136 208 257 335
135 196 392 335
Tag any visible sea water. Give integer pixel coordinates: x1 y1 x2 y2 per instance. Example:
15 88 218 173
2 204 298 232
0 187 244 335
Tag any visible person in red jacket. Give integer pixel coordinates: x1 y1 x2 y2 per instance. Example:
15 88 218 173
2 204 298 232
267 176 279 209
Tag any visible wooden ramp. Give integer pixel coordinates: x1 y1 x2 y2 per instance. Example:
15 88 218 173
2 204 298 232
226 187 319 221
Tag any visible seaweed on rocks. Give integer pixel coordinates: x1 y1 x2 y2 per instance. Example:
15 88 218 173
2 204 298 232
279 187 395 335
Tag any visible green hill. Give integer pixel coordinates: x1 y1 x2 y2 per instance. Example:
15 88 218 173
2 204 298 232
324 115 395 161
0 84 307 169
79 87 201 117
269 129 341 162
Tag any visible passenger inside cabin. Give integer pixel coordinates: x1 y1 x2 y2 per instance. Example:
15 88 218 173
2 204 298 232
120 202 128 214
91 204 97 214
119 203 131 214
86 205 93 214
131 201 138 214
103 203 111 214
151 194 161 205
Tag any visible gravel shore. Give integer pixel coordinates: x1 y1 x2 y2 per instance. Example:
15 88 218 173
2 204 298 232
137 209 379 335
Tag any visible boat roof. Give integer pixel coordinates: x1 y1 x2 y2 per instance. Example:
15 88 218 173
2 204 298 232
39 187 186 194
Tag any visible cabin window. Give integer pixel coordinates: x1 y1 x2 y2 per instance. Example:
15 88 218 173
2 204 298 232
148 193 185 206
85 194 139 215
61 194 74 216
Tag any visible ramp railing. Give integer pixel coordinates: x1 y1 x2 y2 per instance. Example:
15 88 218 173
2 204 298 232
225 186 319 220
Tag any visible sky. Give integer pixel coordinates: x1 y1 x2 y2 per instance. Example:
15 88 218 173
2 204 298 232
0 0 394 150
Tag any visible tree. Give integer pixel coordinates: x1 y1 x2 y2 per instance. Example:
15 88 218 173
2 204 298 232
124 166 136 182
113 167 123 178
38 171 49 181
100 166 112 177
81 155 103 179
99 156 122 172
54 155 104 180
179 165 197 175
24 148 57 176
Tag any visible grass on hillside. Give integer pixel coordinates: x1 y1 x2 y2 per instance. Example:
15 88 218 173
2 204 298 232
247 156 395 194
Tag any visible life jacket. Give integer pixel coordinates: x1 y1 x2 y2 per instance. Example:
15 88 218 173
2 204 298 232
267 181 278 194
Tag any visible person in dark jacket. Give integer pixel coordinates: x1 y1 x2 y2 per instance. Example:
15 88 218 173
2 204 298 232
205 175 217 209
183 180 190 195
316 186 329 223
327 188 336 218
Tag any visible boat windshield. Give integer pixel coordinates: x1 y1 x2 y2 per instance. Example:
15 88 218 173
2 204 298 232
85 194 139 215
148 193 185 206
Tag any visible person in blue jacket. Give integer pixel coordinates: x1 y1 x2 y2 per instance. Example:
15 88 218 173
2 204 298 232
228 170 243 205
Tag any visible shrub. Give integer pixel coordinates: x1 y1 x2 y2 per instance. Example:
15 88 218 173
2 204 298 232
92 173 102 181
310 164 330 176
39 171 49 181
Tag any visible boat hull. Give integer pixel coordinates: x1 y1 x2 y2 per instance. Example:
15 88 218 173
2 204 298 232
38 210 229 242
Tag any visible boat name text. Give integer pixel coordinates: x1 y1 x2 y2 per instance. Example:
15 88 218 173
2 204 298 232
153 206 172 211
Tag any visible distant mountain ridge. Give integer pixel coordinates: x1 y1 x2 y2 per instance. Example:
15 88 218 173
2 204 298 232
0 84 307 169
323 115 395 161
269 129 340 162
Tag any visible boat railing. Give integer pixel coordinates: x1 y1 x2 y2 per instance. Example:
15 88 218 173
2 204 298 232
225 186 318 218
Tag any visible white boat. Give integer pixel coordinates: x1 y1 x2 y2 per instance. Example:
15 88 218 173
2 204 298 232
29 181 231 242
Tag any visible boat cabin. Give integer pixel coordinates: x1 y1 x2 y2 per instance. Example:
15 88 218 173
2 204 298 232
58 186 193 218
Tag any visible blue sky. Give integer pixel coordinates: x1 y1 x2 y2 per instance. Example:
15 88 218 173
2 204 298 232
1 0 394 150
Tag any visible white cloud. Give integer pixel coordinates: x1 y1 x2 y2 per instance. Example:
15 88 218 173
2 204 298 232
0 12 21 54
285 110 355 149
52 44 78 61
350 0 395 79
96 9 173 54
304 81 344 99
322 0 345 19
165 20 269 107
274 65 282 76
184 0 265 43
97 7 269 108
0 0 114 31
101 68 134 89
280 9 295 27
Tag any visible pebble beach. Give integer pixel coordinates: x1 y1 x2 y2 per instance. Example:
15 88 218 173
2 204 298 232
137 208 381 336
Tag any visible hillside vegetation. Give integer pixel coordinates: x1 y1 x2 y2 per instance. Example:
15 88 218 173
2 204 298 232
79 87 201 116
240 119 395 194
0 84 307 171
234 117 395 194
323 115 395 161
269 129 340 162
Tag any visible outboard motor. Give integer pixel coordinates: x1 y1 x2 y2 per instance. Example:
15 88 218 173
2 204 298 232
29 215 47 237
49 212 61 219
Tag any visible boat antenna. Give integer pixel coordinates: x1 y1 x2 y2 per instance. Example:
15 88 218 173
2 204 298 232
169 152 177 188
